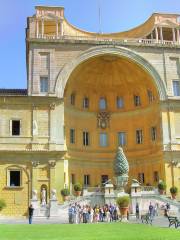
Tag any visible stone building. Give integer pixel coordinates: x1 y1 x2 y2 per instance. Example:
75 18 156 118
0 6 180 216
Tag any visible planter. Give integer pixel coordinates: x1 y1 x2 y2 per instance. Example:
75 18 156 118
171 193 176 199
119 207 129 217
159 189 164 195
62 195 69 201
75 191 81 196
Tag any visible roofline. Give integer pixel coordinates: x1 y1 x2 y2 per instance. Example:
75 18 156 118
35 5 64 10
152 12 180 17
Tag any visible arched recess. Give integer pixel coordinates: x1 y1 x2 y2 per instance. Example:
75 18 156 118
55 45 167 100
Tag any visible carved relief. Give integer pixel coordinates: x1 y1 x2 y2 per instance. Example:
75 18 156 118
31 161 39 168
48 160 56 168
97 112 110 129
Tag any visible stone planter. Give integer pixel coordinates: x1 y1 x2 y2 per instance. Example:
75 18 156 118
75 191 81 196
171 193 176 199
119 207 129 218
159 189 164 195
62 195 69 201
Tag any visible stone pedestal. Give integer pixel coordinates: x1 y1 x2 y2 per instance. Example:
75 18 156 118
30 199 40 217
49 199 59 217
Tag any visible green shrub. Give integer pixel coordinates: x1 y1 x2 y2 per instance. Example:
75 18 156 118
116 196 130 208
60 188 70 196
170 186 178 194
0 199 6 211
158 181 166 190
74 183 82 192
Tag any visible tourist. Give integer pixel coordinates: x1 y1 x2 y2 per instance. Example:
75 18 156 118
28 204 34 224
68 204 73 224
148 202 154 221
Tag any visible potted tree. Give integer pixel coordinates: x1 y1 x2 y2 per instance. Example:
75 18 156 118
158 181 166 195
74 183 82 196
0 199 6 213
60 188 70 201
170 186 178 199
116 196 130 218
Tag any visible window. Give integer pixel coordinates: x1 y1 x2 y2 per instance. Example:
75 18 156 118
138 173 145 184
147 90 154 103
99 97 107 110
99 133 108 147
153 171 159 182
83 97 89 109
84 175 90 186
101 175 108 184
117 97 124 108
40 76 48 93
134 95 141 106
118 132 126 146
151 127 157 141
70 129 75 144
11 120 21 136
70 93 75 105
83 131 89 146
136 129 143 144
71 174 75 184
8 170 21 187
172 80 180 96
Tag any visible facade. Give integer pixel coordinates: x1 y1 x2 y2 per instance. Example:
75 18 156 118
0 6 180 216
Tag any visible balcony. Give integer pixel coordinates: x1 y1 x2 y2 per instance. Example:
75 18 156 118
31 34 180 47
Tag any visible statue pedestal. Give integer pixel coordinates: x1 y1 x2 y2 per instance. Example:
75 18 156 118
49 199 59 217
30 199 40 217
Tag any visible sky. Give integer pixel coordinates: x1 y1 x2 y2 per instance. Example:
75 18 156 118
0 0 180 89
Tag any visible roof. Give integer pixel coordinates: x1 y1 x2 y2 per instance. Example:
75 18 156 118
0 89 27 96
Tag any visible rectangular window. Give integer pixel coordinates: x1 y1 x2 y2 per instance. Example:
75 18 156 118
136 129 143 144
118 132 126 146
70 129 75 144
71 174 75 184
83 97 89 109
101 175 108 184
99 98 106 110
153 171 159 183
84 175 90 186
40 76 48 93
172 80 180 96
9 170 21 187
138 173 145 184
147 90 154 103
134 95 141 106
117 97 124 108
151 127 157 141
83 131 89 146
11 120 20 136
99 133 108 147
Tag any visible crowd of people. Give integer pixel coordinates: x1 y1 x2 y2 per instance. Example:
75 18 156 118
68 203 122 224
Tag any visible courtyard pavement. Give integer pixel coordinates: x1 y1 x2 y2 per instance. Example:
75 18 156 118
0 215 176 228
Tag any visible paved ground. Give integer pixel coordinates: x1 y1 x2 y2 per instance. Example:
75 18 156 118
0 215 176 228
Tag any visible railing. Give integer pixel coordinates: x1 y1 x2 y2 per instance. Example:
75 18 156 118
34 34 180 46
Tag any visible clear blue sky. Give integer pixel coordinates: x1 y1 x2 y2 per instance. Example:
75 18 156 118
0 0 180 89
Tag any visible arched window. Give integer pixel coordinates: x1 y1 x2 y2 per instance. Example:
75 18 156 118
99 97 107 110
70 93 75 105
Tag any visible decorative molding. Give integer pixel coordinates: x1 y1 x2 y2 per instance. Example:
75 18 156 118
31 161 39 167
48 160 56 168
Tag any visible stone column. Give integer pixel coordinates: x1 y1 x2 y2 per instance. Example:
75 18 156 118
36 19 39 38
41 19 44 38
172 28 176 42
60 20 63 36
48 160 56 192
160 27 163 43
31 161 40 216
176 29 180 43
56 20 59 38
49 103 56 150
155 27 159 42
